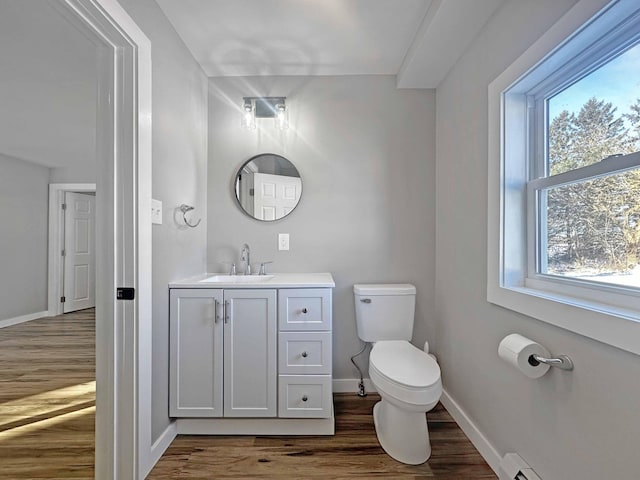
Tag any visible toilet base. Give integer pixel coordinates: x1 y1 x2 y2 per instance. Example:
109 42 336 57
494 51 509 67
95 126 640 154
373 399 431 465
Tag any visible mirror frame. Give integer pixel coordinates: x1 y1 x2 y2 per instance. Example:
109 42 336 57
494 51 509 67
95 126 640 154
233 153 303 222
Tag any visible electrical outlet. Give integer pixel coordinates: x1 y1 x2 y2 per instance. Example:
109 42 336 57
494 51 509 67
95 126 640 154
278 233 290 251
151 199 162 225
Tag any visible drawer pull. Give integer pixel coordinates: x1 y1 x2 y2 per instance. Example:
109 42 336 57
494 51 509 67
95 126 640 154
301 307 308 314
301 351 308 358
302 395 308 402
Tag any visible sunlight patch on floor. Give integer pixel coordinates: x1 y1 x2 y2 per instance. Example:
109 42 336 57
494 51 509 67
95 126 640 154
0 405 95 441
0 380 95 430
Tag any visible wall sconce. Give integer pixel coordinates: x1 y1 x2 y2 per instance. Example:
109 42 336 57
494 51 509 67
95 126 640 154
241 97 288 130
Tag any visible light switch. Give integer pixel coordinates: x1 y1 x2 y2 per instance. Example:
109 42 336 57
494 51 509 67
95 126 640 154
278 233 289 251
151 199 162 225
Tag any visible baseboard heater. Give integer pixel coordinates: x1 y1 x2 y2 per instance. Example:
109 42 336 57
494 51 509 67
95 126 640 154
499 453 542 480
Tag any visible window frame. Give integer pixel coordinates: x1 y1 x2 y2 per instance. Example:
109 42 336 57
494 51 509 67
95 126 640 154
487 0 640 356
528 151 640 305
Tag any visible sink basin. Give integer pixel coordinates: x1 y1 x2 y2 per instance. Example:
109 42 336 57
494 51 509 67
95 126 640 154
201 274 275 283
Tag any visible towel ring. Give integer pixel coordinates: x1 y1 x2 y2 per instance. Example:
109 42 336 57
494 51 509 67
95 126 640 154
179 204 201 228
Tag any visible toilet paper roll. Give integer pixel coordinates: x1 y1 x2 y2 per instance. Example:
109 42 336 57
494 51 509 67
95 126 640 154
498 334 551 379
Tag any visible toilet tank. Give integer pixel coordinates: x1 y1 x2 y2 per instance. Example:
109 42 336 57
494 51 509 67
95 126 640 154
353 284 416 342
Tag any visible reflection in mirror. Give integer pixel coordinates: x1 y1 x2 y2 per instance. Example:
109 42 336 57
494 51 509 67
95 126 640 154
234 153 302 221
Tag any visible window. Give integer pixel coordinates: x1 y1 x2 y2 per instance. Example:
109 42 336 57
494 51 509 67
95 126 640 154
488 0 640 355
533 44 640 290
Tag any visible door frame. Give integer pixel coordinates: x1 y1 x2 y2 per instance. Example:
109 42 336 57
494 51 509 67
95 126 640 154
51 0 153 478
48 183 96 317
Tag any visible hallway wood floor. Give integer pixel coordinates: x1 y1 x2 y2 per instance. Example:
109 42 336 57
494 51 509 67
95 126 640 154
0 309 95 479
0 309 495 479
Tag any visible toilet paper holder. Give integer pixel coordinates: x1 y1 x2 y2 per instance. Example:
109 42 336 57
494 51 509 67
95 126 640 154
528 353 574 371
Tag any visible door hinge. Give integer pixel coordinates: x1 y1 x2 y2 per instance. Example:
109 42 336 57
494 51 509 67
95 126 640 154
117 287 135 300
60 296 66 303
62 203 67 210
61 249 66 257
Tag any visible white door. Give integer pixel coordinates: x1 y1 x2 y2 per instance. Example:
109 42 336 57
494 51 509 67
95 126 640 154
63 192 95 313
253 173 302 220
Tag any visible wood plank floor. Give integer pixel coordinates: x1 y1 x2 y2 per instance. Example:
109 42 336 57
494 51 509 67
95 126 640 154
0 309 495 479
0 309 95 479
149 395 496 479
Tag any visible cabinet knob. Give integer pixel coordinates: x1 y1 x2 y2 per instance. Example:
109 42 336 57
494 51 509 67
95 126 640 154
301 308 308 314
302 395 308 402
301 351 308 358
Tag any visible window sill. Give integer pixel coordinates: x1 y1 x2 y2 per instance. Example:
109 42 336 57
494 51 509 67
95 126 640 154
487 282 640 356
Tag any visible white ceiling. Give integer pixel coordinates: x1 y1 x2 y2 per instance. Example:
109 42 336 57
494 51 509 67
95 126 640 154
0 0 97 169
155 0 504 87
0 0 504 169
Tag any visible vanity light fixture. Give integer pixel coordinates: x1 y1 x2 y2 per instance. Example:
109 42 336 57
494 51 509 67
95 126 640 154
241 98 256 130
275 102 288 130
241 97 288 130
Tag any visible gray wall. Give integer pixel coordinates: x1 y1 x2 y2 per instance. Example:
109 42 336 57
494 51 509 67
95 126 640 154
0 0 97 172
49 163 95 184
118 0 209 442
434 1 640 478
207 76 436 380
0 154 49 320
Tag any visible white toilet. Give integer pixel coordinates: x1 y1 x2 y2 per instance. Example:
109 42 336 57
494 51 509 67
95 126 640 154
354 283 442 465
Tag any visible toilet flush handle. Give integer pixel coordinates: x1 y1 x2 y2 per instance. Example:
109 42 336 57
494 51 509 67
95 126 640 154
360 298 372 303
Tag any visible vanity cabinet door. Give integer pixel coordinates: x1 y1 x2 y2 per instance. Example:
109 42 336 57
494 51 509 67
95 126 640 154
169 289 223 417
223 289 277 417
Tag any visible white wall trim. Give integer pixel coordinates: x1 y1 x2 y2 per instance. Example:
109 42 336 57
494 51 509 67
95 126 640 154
144 422 177 478
47 183 96 317
440 389 501 476
0 311 49 329
332 378 377 393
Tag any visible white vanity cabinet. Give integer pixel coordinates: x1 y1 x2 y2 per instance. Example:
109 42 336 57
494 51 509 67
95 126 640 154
169 273 335 435
169 288 277 418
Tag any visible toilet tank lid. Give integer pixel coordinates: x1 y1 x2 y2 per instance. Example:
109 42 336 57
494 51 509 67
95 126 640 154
353 284 416 295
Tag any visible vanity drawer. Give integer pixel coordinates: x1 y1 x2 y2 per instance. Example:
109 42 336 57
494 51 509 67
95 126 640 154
278 289 331 331
278 375 332 418
279 332 332 375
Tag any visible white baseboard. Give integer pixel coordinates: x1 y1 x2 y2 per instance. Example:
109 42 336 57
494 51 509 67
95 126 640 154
143 421 177 478
332 378 377 393
0 311 49 329
440 389 501 476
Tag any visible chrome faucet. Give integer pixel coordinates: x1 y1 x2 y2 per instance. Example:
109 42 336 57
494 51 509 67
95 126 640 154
240 243 251 275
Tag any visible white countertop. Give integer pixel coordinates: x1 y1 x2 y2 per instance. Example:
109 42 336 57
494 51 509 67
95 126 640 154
169 272 335 289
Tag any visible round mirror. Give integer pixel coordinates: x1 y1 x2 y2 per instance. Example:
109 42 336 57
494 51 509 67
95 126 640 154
234 153 302 221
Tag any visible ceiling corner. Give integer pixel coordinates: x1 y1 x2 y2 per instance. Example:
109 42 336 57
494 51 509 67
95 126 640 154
397 0 505 89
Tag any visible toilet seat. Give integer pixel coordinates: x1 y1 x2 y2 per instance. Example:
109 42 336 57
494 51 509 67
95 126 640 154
370 340 441 406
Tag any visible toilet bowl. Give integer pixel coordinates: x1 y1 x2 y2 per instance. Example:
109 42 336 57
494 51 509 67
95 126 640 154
353 283 442 465
368 340 442 465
